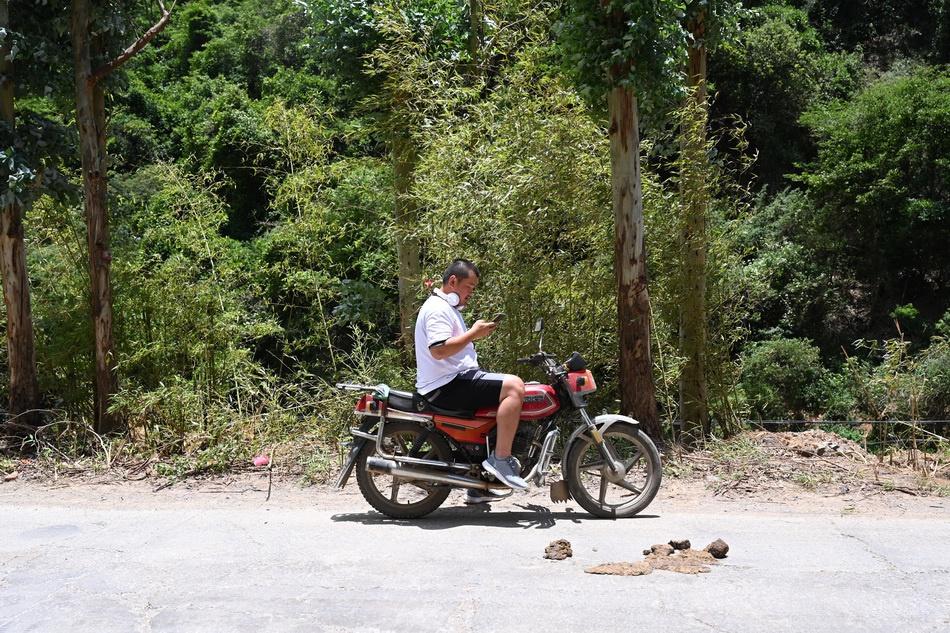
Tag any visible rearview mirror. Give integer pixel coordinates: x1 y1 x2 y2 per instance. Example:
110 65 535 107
533 318 544 333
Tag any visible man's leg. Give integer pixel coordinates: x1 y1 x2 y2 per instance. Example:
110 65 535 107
493 375 524 459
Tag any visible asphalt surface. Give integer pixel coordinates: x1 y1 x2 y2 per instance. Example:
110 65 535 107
1 483 948 633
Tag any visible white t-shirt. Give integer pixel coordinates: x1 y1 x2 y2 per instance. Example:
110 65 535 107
414 290 479 394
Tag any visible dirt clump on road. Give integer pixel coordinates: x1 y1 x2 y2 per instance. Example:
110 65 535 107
642 543 674 556
588 538 729 576
585 561 653 576
544 539 573 560
705 538 730 559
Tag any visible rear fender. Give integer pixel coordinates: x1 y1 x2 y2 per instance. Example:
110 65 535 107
560 414 639 466
334 417 379 490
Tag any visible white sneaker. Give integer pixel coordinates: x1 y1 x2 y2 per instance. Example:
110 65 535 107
464 488 510 504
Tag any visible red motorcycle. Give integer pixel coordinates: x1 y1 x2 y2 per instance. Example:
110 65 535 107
335 320 661 519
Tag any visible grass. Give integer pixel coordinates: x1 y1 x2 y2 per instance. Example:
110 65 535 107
793 471 835 491
706 434 767 464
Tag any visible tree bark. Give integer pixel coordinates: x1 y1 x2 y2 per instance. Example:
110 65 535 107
393 130 420 354
678 19 710 446
72 0 119 434
467 0 482 79
0 0 41 428
608 86 660 439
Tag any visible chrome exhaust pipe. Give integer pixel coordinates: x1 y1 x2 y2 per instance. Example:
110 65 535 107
366 457 504 491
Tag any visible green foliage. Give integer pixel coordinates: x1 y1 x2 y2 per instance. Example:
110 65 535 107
557 0 689 110
796 67 950 316
7 0 950 473
710 3 862 188
740 338 826 419
782 0 950 66
414 44 617 393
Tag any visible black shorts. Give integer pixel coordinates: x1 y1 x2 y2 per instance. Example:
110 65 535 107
423 369 506 413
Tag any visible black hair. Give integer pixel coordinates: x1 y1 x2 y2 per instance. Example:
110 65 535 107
442 259 480 284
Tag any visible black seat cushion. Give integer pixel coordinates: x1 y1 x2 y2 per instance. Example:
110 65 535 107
386 390 475 419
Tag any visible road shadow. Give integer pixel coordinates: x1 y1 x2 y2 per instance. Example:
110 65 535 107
331 503 660 529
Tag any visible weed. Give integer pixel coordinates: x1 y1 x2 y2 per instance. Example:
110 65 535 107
793 471 834 490
827 424 863 443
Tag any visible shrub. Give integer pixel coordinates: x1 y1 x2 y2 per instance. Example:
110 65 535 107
740 338 826 419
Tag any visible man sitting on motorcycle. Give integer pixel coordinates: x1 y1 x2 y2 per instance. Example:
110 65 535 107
414 259 528 499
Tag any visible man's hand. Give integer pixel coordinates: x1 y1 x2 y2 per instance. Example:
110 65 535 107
469 319 497 341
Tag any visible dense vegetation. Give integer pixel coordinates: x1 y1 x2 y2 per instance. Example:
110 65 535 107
2 0 948 471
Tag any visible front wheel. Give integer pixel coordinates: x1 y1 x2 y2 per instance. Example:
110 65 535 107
565 422 661 518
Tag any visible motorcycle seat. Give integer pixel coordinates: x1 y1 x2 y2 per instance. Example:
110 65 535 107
386 389 476 419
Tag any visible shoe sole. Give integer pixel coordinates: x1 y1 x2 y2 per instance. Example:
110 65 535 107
481 460 529 491
464 497 502 505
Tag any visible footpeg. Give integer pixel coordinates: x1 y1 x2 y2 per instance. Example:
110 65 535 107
550 480 572 503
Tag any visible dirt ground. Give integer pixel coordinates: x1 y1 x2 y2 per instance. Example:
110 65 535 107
1 430 947 517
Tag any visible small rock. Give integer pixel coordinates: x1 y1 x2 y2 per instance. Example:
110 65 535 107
669 539 691 550
585 562 652 576
649 543 674 556
705 538 730 559
642 548 651 556
544 539 573 560
2 471 19 483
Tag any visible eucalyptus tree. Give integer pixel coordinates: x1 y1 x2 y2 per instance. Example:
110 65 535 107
559 0 688 439
0 0 39 427
677 0 741 444
0 0 73 428
70 0 173 433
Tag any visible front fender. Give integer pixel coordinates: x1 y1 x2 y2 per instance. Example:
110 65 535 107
560 414 639 466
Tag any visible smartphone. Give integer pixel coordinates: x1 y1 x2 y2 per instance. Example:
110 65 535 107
490 312 506 324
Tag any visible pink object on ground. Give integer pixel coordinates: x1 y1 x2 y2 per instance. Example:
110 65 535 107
252 455 270 467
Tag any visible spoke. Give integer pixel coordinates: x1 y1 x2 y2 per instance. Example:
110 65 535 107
598 475 607 505
579 460 606 472
408 434 428 457
614 478 643 496
623 450 643 472
395 434 410 455
389 478 402 502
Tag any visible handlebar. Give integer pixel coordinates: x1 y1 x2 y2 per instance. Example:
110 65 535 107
516 351 560 369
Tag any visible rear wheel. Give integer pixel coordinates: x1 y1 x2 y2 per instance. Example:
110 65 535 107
565 422 661 518
355 420 453 519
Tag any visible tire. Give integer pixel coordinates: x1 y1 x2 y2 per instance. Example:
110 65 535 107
355 420 453 519
564 422 662 518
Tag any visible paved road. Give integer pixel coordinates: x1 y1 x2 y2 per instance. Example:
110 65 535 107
1 484 948 633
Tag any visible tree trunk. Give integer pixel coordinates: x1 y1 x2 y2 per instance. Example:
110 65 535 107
678 25 710 446
467 0 482 79
393 130 420 354
0 0 41 428
72 0 119 434
608 86 660 439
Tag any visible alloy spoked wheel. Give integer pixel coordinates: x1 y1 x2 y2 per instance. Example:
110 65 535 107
355 420 453 519
565 422 662 518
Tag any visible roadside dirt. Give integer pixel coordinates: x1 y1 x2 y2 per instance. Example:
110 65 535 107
1 430 946 518
662 429 950 505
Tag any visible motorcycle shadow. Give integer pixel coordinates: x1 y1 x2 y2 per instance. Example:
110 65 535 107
331 503 659 530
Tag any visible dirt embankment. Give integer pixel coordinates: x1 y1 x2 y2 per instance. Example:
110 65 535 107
663 429 950 501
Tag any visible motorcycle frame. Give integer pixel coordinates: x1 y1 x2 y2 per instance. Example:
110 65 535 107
353 397 564 484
